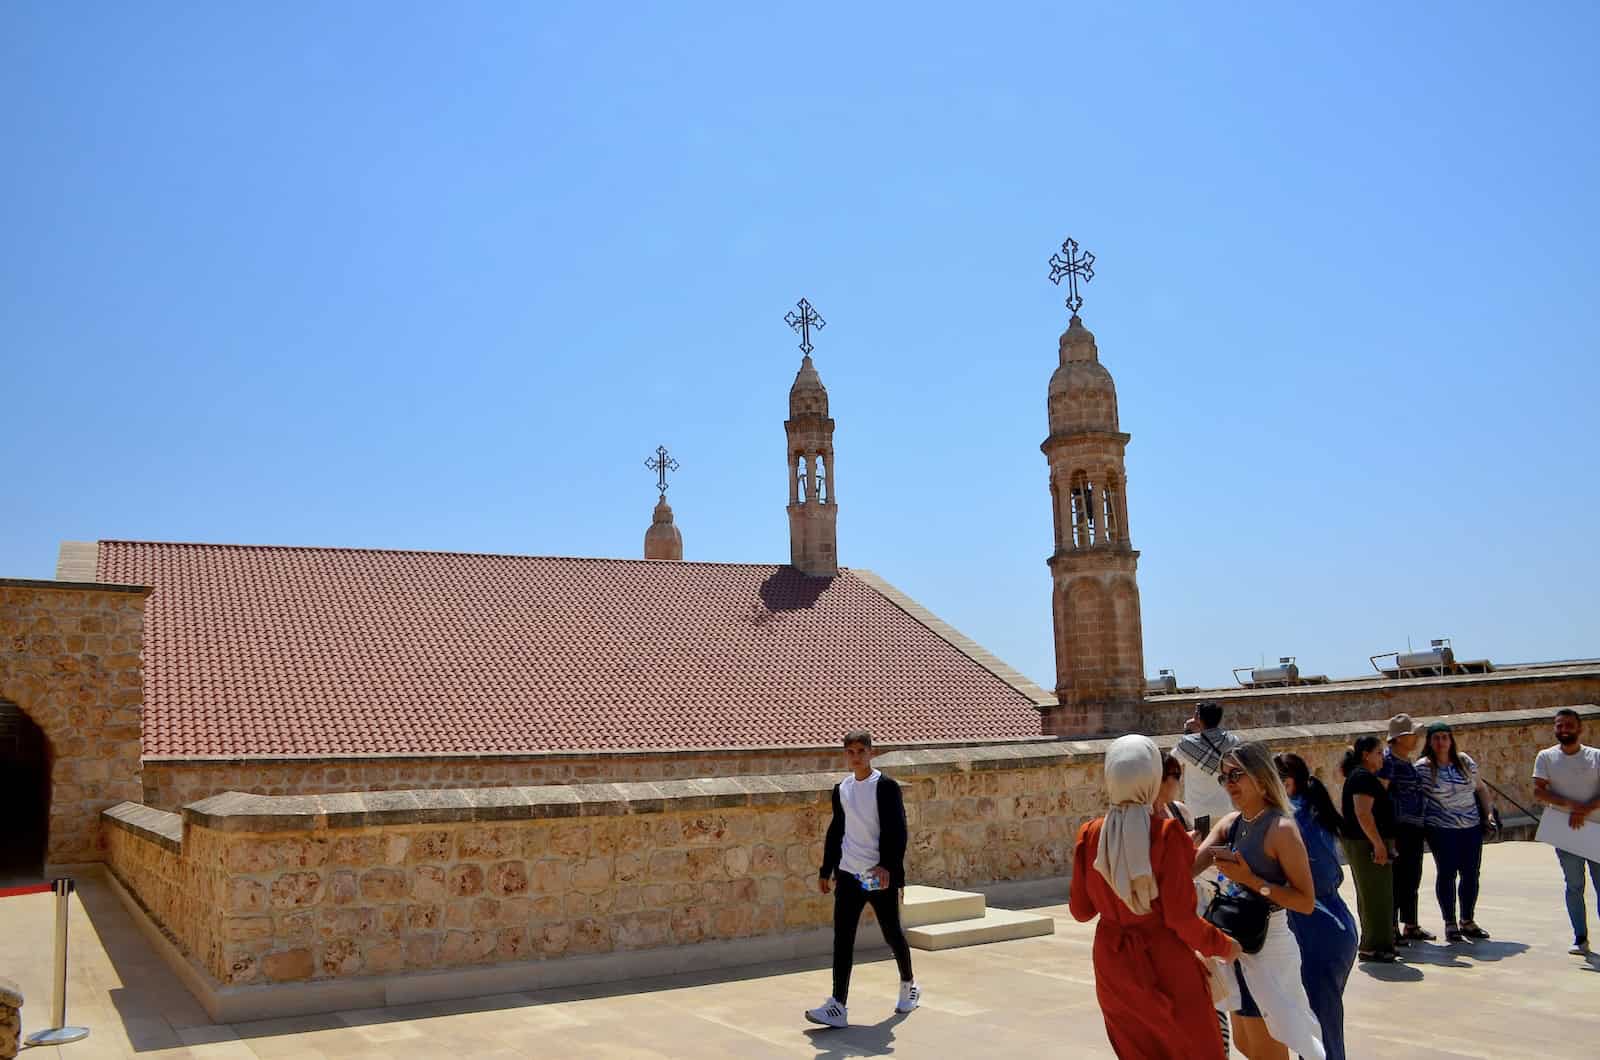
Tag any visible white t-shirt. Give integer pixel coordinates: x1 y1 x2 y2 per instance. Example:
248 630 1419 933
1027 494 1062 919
1533 744 1600 805
1182 751 1237 821
838 769 883 875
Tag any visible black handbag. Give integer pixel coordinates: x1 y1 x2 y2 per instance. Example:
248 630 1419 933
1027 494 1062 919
1202 817 1272 954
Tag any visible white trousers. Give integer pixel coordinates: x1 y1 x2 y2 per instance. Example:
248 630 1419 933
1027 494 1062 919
1235 911 1326 1060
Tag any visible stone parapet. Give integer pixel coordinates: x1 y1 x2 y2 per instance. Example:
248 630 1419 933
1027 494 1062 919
1138 666 1600 733
103 706 1591 1003
141 737 1054 810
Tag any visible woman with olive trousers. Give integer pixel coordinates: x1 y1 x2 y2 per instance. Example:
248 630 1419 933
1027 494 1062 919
1339 737 1398 961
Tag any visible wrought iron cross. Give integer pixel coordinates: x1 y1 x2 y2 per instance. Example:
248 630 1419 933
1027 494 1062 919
1048 238 1096 316
644 445 679 497
784 298 825 356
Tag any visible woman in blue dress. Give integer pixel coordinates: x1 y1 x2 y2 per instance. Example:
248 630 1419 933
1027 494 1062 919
1274 753 1359 1060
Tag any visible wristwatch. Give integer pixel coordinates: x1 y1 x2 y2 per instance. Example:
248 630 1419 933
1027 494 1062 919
1257 884 1272 898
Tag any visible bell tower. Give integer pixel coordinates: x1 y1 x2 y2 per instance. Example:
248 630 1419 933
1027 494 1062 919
783 298 837 577
1039 240 1146 736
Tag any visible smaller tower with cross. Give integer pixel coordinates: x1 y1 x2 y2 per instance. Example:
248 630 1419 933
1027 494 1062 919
1039 238 1147 737
783 298 838 577
643 445 684 561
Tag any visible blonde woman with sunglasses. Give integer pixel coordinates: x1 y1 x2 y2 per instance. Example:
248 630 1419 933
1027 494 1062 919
1194 742 1326 1060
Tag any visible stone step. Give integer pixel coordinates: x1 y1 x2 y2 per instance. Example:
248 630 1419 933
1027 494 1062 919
905 907 1056 951
899 885 987 928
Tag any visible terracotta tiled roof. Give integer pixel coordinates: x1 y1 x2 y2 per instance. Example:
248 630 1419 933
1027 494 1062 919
98 541 1046 757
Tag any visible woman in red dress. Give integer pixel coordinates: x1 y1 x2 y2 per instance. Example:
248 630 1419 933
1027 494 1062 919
1070 734 1242 1059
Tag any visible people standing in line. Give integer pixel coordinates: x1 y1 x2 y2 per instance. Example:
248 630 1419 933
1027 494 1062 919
1379 714 1433 944
1532 708 1600 955
1274 753 1358 1060
1195 742 1327 1060
806 730 918 1029
1416 722 1496 943
1176 701 1241 837
1338 736 1399 962
1071 735 1241 1059
1158 752 1234 1055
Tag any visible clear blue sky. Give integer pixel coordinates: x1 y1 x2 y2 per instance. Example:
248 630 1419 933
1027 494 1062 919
5 3 1597 691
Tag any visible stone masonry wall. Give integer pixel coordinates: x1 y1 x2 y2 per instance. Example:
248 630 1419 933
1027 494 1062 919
1137 667 1600 735
0 580 149 864
0 975 20 1060
103 804 226 976
103 706 1589 991
142 741 1048 811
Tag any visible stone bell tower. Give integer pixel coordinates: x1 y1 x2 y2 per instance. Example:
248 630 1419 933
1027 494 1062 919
783 298 837 577
1040 240 1146 736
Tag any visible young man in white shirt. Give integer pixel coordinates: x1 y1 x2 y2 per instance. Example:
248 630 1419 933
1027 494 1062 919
1532 708 1600 954
1174 701 1240 837
805 730 918 1029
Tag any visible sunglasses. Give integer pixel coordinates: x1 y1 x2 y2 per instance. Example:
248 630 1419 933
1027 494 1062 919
1217 768 1248 786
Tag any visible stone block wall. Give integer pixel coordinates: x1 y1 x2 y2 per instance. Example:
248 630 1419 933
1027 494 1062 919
0 580 149 865
103 706 1590 994
141 740 1051 811
103 803 225 975
0 976 20 1060
1137 667 1600 735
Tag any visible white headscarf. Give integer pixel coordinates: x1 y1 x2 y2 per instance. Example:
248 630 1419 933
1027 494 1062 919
1093 734 1162 915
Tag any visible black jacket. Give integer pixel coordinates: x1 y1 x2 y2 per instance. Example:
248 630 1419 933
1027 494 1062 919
819 773 909 890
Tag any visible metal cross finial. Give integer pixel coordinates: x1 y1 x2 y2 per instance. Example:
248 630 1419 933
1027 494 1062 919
1048 238 1096 316
784 298 825 356
644 445 679 497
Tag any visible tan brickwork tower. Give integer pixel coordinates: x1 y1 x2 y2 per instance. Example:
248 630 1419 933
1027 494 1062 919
786 353 837 577
643 496 683 560
1041 314 1146 735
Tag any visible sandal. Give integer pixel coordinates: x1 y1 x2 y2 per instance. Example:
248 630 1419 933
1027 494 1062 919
1460 922 1491 940
1444 924 1464 943
1359 950 1400 963
1400 925 1436 942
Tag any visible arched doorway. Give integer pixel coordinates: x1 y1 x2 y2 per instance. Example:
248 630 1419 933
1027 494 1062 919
0 699 50 883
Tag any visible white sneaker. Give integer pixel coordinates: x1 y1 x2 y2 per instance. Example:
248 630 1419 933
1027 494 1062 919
896 980 921 1013
805 997 848 1028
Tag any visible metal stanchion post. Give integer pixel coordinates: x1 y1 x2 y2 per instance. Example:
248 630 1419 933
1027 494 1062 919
24 877 90 1047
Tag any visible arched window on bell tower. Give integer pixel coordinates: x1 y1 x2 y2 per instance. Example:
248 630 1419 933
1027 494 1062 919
1069 470 1097 550
1101 472 1122 545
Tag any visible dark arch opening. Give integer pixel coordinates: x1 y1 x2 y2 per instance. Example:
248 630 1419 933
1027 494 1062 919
0 699 51 883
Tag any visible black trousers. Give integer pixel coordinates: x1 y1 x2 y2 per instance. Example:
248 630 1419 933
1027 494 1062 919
1392 822 1427 926
832 872 914 1003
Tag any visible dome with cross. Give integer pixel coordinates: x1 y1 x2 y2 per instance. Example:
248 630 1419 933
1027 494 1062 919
789 354 829 419
1047 316 1119 434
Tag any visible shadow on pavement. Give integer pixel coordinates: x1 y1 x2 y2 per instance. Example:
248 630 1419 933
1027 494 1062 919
76 875 214 1051
1359 937 1532 981
226 949 848 1039
805 1011 909 1058
1357 961 1424 983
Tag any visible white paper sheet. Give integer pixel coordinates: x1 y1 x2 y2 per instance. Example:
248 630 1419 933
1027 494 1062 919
1535 805 1600 861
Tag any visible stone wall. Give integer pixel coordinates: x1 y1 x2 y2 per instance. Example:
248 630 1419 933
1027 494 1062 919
142 739 1051 811
0 579 149 865
103 803 224 975
1137 666 1600 735
104 706 1590 997
0 976 20 1060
